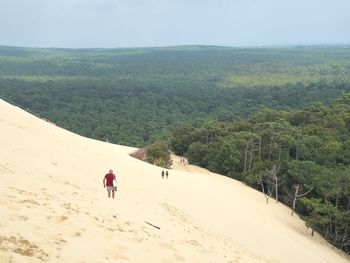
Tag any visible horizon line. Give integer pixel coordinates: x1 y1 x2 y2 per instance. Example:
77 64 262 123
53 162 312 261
1 43 350 50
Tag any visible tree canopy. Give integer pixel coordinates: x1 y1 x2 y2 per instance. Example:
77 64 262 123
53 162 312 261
170 95 350 253
1 46 350 147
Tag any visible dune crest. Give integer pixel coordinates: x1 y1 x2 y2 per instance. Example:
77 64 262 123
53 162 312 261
0 99 349 263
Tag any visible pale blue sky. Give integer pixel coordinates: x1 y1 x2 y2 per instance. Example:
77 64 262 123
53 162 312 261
1 0 349 48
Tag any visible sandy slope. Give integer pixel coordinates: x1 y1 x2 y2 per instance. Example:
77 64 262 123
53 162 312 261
0 99 349 263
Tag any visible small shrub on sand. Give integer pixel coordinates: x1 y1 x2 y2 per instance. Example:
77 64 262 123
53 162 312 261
130 141 172 169
130 148 147 161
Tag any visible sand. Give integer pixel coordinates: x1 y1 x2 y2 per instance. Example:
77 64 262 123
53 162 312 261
0 98 349 263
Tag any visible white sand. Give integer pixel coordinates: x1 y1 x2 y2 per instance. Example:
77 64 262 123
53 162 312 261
0 98 349 263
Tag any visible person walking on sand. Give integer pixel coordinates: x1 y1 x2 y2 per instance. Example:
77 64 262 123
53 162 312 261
166 170 169 179
103 169 116 198
161 170 165 179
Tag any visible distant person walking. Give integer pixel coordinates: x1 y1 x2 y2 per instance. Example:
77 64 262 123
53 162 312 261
103 169 117 198
161 170 165 179
166 170 169 179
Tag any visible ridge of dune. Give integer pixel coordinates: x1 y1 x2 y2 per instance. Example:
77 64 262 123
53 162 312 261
0 99 349 263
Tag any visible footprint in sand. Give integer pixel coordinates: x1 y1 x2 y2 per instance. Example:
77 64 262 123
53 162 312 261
183 239 201 247
2 195 40 212
62 202 79 214
8 187 37 197
0 235 48 261
0 163 14 174
19 199 40 208
41 188 55 199
160 202 192 224
130 237 147 243
47 215 68 223
15 125 28 129
11 215 28 221
47 235 68 250
53 237 67 246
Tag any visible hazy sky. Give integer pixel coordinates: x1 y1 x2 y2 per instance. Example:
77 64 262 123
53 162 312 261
1 0 349 48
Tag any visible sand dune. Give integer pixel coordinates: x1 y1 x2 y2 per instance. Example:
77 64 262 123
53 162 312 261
0 98 349 263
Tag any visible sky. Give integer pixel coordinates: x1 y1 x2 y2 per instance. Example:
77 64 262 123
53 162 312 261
0 0 349 48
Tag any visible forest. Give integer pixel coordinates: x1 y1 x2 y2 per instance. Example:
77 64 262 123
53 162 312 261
1 45 350 253
1 45 350 146
171 95 350 253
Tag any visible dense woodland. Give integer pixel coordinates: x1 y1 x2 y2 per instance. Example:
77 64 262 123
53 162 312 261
171 95 350 253
1 46 350 146
1 45 350 253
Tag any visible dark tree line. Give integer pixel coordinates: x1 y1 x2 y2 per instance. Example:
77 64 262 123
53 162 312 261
171 94 350 253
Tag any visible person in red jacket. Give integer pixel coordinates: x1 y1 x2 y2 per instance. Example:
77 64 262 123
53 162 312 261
103 169 116 198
